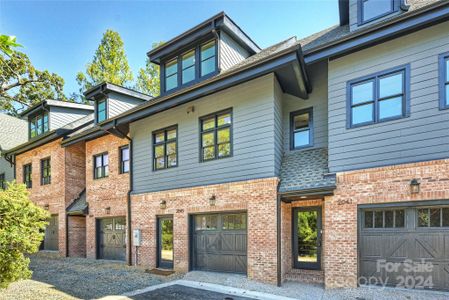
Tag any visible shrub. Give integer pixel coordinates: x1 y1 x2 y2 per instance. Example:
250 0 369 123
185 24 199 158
0 182 49 288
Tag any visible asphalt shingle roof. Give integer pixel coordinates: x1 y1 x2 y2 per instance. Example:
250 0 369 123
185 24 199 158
0 113 28 151
66 189 87 215
279 148 336 193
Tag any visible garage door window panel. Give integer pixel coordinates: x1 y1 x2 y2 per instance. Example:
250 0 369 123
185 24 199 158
364 209 405 229
418 207 449 228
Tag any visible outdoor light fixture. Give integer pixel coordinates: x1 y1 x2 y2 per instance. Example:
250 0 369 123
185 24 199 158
105 207 111 214
159 200 167 209
44 204 49 210
410 179 420 194
209 195 216 206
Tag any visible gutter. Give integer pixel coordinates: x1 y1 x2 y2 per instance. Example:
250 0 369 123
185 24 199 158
276 181 282 287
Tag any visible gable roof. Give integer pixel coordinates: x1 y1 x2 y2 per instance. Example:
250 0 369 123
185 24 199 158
20 99 93 118
0 114 28 152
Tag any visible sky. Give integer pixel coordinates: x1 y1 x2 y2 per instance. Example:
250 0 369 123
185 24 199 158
0 0 339 96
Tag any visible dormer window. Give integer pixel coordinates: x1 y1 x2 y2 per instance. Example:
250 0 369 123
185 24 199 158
359 0 397 25
96 99 107 123
162 39 218 94
30 111 49 138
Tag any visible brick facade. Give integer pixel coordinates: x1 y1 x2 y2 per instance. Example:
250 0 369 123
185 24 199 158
323 159 449 289
85 134 130 259
67 216 87 257
15 139 86 256
131 177 279 284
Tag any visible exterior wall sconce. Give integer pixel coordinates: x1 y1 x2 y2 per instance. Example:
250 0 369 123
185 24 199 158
209 195 216 206
410 179 420 194
105 207 111 215
43 204 49 210
160 200 167 209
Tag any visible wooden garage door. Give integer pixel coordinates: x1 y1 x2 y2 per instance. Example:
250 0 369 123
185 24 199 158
43 215 59 251
359 205 449 291
97 217 126 261
192 213 247 274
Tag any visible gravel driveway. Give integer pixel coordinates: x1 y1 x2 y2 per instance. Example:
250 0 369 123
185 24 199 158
0 251 179 300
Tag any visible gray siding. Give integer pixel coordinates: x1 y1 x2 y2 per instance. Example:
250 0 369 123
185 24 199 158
281 61 329 154
108 91 145 119
0 156 13 183
219 31 250 71
274 78 283 176
130 74 277 193
50 107 91 130
328 21 449 173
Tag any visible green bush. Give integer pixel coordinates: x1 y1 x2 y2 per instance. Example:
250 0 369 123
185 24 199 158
0 182 49 288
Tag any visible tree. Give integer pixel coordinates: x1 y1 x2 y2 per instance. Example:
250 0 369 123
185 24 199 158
135 41 164 97
0 35 70 116
0 182 49 288
77 30 133 93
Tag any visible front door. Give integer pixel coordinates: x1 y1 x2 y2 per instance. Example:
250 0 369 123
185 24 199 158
157 216 174 269
293 207 322 270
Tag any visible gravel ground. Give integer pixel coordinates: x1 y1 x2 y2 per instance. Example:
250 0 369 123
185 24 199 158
0 251 180 300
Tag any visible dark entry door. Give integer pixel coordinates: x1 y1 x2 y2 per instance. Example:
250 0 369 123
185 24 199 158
293 207 322 270
360 205 449 291
44 215 59 251
98 217 126 261
157 216 174 269
193 213 247 274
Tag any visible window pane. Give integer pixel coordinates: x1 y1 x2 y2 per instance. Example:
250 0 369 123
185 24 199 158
293 113 309 130
443 208 449 227
182 50 195 68
95 156 102 167
217 128 230 143
363 0 393 21
203 146 215 160
352 104 373 125
155 157 165 169
217 113 231 126
201 58 216 77
43 114 49 132
182 66 195 84
379 72 403 98
166 74 177 91
379 96 402 119
166 142 176 155
155 132 165 143
294 130 310 148
445 84 449 106
218 143 230 158
446 59 449 81
201 41 216 60
430 208 441 227
202 117 215 130
364 211 373 228
165 60 177 76
104 165 109 177
202 132 214 147
103 154 108 166
418 209 429 227
123 161 130 173
167 129 176 140
385 210 394 228
98 100 106 112
395 210 405 228
352 81 373 104
122 147 129 161
167 154 177 167
154 145 164 158
374 211 383 228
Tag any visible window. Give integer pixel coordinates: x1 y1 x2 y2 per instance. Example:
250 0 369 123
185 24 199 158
348 66 409 128
94 153 109 179
96 99 107 123
364 209 405 228
119 146 130 174
153 126 177 170
182 50 196 84
439 53 449 109
359 0 396 24
200 40 216 77
165 59 178 91
418 207 449 228
290 108 313 149
200 110 232 161
41 158 51 185
195 215 218 230
23 164 32 188
0 173 5 190
30 112 49 138
222 214 247 230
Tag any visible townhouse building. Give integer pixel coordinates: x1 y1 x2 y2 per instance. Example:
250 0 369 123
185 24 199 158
2 0 449 292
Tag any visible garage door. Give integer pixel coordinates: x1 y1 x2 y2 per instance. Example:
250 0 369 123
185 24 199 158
359 205 449 291
192 213 247 274
97 217 126 261
43 215 59 251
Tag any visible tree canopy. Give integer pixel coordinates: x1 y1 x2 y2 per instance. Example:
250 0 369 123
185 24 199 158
76 30 133 93
135 41 164 97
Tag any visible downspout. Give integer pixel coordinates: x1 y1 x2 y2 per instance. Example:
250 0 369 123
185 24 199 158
106 121 133 266
212 28 221 73
276 181 282 287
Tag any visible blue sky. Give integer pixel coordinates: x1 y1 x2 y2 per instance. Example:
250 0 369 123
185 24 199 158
0 0 339 96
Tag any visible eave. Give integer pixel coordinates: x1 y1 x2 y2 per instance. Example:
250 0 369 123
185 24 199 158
84 82 152 101
304 0 449 64
280 185 336 203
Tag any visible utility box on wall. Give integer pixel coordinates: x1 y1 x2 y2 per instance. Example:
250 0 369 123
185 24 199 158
133 229 141 246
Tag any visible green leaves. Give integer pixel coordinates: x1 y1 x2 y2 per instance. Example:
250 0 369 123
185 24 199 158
0 182 50 289
0 35 22 56
134 41 164 97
